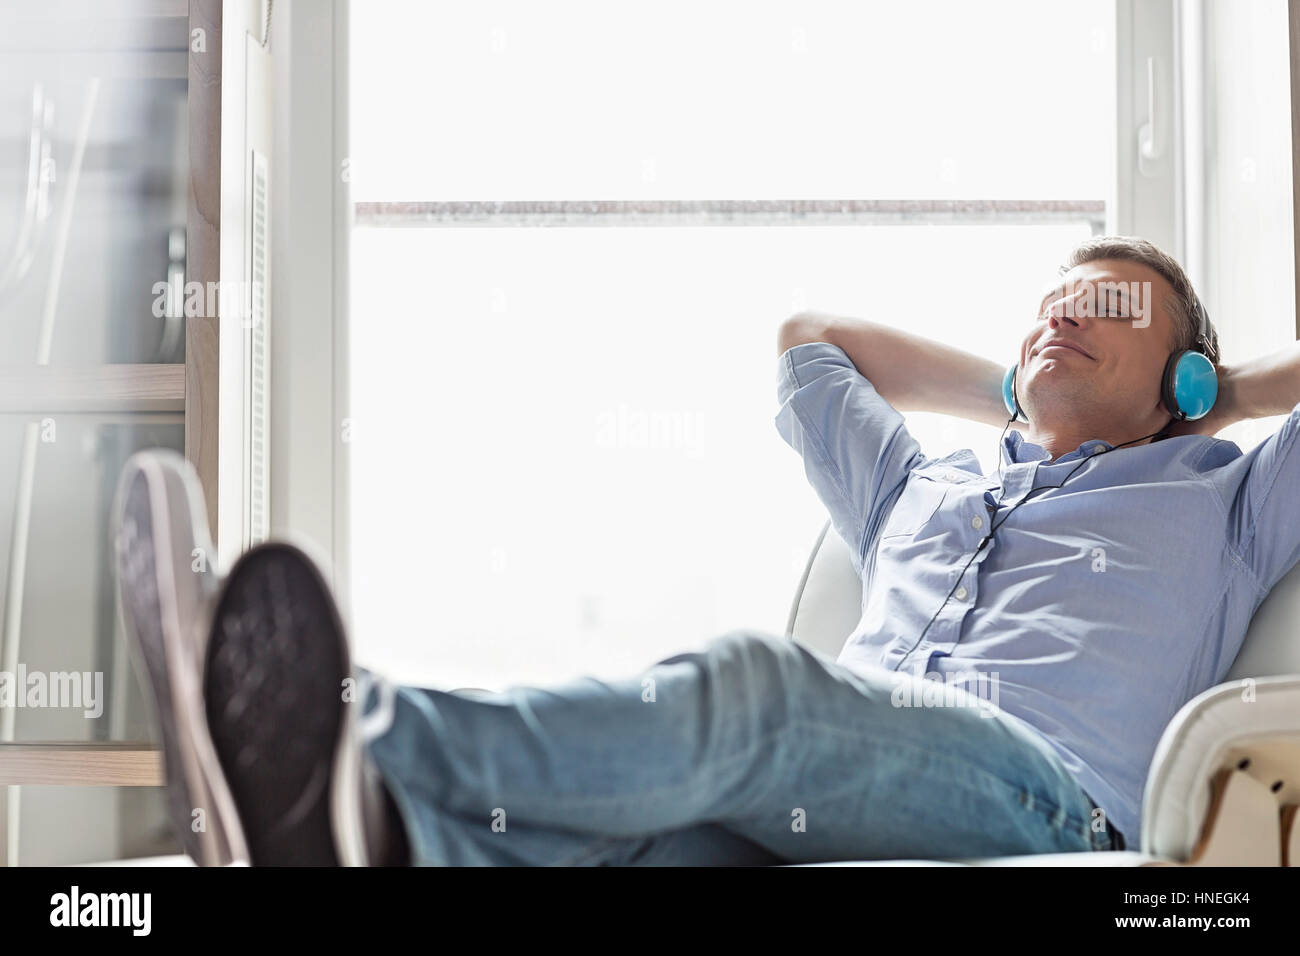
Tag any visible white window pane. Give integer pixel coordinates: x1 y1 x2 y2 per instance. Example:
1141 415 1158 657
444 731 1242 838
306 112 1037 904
349 0 1116 201
349 222 1094 689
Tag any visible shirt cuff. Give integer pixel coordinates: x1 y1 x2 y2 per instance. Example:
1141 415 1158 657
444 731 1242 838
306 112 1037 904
776 340 856 406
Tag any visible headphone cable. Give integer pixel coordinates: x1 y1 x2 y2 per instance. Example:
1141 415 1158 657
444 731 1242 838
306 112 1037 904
901 416 1169 666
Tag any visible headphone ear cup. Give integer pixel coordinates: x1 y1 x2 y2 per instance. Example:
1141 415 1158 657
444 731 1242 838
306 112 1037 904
1002 364 1027 422
1002 365 1019 420
1161 351 1184 420
1167 350 1219 421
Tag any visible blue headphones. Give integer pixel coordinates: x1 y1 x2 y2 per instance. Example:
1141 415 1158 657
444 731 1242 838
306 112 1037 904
1002 294 1219 425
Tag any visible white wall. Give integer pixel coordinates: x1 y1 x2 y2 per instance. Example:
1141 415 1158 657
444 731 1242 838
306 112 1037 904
1203 0 1296 450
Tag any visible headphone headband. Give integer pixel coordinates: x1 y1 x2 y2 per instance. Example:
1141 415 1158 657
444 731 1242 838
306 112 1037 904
1190 294 1217 364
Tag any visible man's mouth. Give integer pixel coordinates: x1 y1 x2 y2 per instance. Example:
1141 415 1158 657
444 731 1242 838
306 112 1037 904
1036 341 1094 360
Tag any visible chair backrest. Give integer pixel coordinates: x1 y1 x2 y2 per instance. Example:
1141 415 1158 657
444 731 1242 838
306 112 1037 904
785 521 864 660
786 518 1300 679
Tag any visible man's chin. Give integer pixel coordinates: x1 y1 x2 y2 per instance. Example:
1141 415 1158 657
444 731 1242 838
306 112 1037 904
1021 384 1099 422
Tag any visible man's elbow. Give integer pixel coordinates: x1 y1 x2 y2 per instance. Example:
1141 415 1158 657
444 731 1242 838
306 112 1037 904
777 311 833 357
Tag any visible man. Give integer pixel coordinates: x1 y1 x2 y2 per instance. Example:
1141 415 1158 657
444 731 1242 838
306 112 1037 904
116 236 1300 865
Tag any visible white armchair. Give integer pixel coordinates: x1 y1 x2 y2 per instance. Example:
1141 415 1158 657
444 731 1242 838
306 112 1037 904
786 519 1300 867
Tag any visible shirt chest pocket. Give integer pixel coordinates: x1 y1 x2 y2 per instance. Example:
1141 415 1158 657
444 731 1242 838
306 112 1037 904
880 472 950 538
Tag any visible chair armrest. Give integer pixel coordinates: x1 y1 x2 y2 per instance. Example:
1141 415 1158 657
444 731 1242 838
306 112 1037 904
1142 674 1300 862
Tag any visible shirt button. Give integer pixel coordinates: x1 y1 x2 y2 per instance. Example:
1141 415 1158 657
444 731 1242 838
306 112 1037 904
971 515 984 530
955 586 968 600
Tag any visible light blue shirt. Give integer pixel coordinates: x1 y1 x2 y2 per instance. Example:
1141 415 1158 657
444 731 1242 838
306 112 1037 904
775 341 1300 845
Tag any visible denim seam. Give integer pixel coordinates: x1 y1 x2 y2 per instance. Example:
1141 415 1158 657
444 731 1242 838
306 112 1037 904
483 727 782 818
482 716 1094 841
560 728 1097 864
525 734 788 866
760 718 1099 838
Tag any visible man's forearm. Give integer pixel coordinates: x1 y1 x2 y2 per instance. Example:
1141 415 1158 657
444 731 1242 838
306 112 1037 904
778 311 1018 429
1220 341 1300 421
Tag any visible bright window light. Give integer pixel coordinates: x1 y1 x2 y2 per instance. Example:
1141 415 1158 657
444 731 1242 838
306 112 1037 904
349 1 1116 691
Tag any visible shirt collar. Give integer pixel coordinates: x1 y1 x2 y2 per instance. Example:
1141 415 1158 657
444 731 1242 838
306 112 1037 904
1001 430 1114 467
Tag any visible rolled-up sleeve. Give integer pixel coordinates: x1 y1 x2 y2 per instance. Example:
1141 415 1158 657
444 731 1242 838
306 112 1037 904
774 341 924 574
1220 401 1300 595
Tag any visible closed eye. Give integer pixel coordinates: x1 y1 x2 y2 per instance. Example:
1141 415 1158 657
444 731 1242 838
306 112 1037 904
1039 304 1124 319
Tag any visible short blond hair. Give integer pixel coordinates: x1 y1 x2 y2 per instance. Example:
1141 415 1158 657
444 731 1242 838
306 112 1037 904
1061 235 1221 367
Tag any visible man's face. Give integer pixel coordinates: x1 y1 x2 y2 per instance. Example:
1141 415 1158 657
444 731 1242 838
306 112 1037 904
1016 258 1178 430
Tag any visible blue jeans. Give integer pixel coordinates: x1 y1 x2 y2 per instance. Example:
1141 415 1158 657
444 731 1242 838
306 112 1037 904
363 630 1124 865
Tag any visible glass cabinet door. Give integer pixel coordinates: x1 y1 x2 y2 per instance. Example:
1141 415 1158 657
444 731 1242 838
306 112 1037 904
0 0 191 864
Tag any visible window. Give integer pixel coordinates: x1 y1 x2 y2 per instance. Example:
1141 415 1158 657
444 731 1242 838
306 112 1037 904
348 0 1117 689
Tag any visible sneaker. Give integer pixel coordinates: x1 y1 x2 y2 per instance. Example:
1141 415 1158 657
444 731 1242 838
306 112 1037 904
202 540 383 865
112 450 250 866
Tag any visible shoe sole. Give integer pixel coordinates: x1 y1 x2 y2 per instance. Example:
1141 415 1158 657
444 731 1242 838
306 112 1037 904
113 453 249 866
202 541 365 865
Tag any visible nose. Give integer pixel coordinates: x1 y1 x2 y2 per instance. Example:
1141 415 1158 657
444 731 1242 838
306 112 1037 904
1045 291 1092 328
